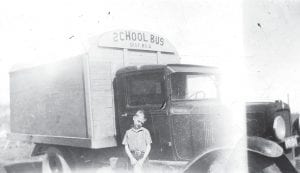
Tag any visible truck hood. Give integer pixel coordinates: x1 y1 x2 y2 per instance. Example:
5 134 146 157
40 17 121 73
246 101 292 140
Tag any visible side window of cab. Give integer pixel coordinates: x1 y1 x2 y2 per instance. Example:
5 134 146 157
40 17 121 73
125 72 165 107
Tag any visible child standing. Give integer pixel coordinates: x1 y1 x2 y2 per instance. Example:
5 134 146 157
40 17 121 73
122 110 152 172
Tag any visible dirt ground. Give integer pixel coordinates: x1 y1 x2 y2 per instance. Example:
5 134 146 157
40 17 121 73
0 138 34 172
0 105 34 172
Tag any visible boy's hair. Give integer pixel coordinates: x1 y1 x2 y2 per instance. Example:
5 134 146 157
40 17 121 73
135 110 144 116
134 110 146 122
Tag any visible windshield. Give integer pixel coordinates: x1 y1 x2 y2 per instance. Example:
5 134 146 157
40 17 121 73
171 73 218 100
126 72 164 107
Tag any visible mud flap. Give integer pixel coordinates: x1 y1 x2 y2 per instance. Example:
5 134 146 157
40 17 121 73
4 157 43 173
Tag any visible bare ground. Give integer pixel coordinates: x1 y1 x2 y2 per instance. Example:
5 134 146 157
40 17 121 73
0 105 34 172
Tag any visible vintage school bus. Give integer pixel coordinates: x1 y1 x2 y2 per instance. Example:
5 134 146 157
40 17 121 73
9 30 299 172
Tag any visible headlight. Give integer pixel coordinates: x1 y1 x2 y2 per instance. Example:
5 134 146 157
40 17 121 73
273 116 286 141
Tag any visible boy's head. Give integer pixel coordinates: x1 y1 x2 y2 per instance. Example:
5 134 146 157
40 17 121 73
133 110 146 129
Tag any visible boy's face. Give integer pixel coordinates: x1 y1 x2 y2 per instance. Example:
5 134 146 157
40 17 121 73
133 114 145 129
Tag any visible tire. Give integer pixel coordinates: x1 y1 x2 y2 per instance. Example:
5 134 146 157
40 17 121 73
42 147 73 173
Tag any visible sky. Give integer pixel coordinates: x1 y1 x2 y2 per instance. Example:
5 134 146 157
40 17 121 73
244 0 300 112
0 0 300 112
0 0 243 103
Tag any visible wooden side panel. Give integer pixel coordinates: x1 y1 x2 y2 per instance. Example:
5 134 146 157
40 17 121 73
126 50 157 66
10 57 88 138
158 52 180 64
87 48 124 148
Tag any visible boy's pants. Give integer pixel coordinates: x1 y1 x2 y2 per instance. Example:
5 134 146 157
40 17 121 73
131 150 145 160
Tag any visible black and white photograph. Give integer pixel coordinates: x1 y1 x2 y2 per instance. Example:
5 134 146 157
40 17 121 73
0 0 300 172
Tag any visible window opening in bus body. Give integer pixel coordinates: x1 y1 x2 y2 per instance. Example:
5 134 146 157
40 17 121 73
126 72 165 107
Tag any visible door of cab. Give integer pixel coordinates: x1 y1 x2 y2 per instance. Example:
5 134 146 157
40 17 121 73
114 70 173 160
170 103 223 160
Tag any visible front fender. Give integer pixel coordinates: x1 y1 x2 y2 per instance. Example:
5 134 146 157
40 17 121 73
182 137 297 173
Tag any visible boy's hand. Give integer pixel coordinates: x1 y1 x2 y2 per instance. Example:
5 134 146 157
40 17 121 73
130 157 137 165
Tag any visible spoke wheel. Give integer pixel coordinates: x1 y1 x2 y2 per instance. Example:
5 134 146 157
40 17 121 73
42 147 72 173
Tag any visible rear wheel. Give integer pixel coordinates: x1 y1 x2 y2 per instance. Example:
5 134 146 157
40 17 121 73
42 147 74 173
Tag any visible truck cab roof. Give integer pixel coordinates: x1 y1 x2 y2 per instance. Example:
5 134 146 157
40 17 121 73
116 64 218 75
